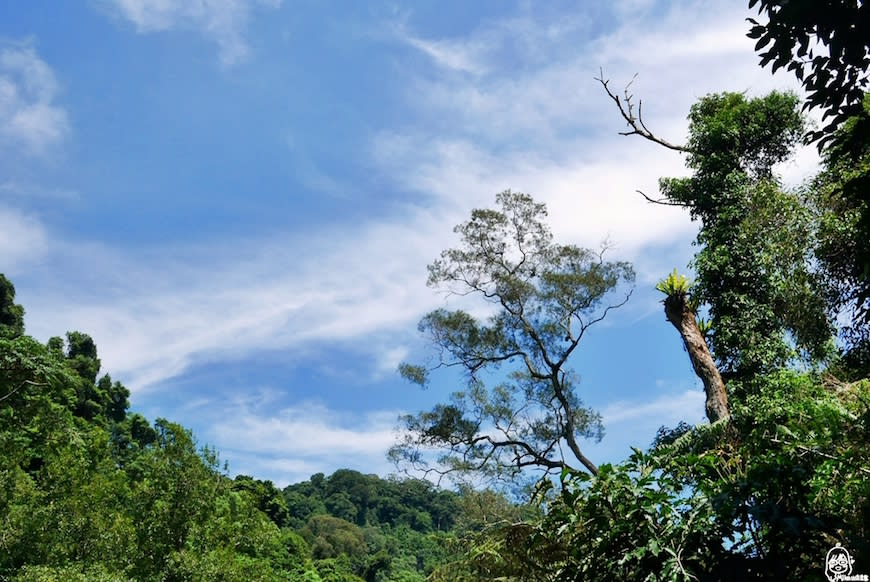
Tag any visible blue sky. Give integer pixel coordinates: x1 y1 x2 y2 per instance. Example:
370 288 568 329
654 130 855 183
1 0 819 486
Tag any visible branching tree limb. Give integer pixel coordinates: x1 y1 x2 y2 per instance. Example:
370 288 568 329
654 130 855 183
595 70 689 153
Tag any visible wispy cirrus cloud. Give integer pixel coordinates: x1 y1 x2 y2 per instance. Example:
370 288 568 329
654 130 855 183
8 2 826 489
0 44 69 154
196 384 705 486
384 0 816 257
583 386 707 462
21 207 447 392
392 23 492 76
105 0 281 66
0 180 79 201
601 387 705 425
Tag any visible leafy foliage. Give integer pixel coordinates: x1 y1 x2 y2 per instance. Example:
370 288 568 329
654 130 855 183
455 373 870 581
812 94 870 377
660 91 833 380
1 273 496 581
5 6 870 579
440 48 869 578
748 2 870 380
747 0 870 144
655 269 692 298
281 469 467 580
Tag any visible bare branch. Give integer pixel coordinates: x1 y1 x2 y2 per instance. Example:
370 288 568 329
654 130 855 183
596 70 689 153
557 289 634 369
636 189 688 207
483 436 565 470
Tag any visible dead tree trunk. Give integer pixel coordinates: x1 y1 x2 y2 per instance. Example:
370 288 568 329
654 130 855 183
663 293 730 423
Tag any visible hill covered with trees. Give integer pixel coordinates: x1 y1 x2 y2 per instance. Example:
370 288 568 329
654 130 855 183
2 276 532 581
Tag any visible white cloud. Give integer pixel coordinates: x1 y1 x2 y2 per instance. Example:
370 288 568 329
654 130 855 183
203 383 707 486
106 0 281 66
0 207 49 273
601 388 705 425
0 45 69 153
21 0 820 396
22 208 450 392
385 0 816 257
375 345 411 377
9 1 828 485
215 402 397 457
229 458 325 486
395 27 490 75
372 131 695 255
206 396 401 485
361 0 829 371
0 180 79 201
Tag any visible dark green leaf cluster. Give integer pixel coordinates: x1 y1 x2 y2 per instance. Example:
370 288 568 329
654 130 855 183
812 94 870 376
282 469 459 533
0 277 25 338
684 91 804 184
747 0 869 144
661 91 804 220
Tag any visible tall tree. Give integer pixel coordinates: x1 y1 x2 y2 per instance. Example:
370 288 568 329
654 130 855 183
601 79 833 384
394 191 634 481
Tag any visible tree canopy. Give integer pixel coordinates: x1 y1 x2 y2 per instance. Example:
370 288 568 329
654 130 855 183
394 191 634 481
